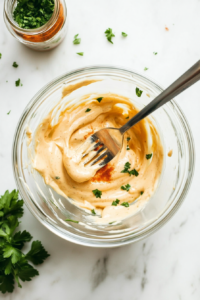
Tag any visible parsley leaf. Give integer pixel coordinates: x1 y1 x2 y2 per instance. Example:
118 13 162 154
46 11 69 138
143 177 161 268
129 169 139 176
91 209 96 215
146 153 152 160
77 52 84 56
55 176 60 179
121 202 129 207
15 79 21 87
0 53 2 59
73 34 81 44
121 162 131 173
12 62 18 68
7 111 11 115
141 191 144 195
121 184 131 192
144 67 148 71
153 52 158 55
85 108 91 112
16 259 39 282
3 246 22 264
127 137 131 141
112 199 120 206
25 241 50 265
96 97 103 103
126 145 130 150
65 219 79 223
0 273 14 294
136 87 143 97
12 231 32 249
92 189 102 198
122 32 128 37
105 28 115 44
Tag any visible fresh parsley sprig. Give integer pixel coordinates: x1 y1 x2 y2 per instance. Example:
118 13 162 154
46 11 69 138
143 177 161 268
0 190 50 294
105 28 115 44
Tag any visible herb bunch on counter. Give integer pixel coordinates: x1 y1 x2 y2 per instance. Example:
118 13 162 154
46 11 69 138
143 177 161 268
13 0 55 29
0 190 50 294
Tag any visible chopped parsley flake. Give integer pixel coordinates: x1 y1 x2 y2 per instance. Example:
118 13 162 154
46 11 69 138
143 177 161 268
121 202 129 207
0 53 2 59
105 28 115 44
96 97 103 103
136 87 143 97
73 34 81 44
127 137 131 142
146 153 152 160
126 116 129 119
112 199 120 206
126 145 130 150
129 169 139 176
141 191 144 195
7 110 11 115
77 52 84 56
144 67 148 71
92 189 102 198
153 52 158 55
12 62 18 68
122 32 128 37
15 79 21 87
121 162 139 176
65 219 79 223
91 209 96 215
85 108 91 112
55 176 60 179
121 184 131 192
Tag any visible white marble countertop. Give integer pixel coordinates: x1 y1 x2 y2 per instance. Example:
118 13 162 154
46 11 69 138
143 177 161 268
1 0 200 299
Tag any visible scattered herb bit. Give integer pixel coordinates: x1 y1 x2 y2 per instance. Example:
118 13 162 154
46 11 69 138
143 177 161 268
153 52 158 55
0 190 50 294
12 62 18 68
146 153 152 160
77 52 84 56
129 169 139 176
85 108 91 112
144 67 148 71
7 110 11 115
112 199 120 206
121 162 131 174
55 176 60 179
121 184 131 192
109 221 116 224
91 209 96 215
122 32 128 37
65 219 79 223
96 97 103 103
92 189 102 198
15 79 21 87
73 34 81 44
126 145 130 150
13 0 55 29
0 53 2 59
126 116 129 119
136 87 143 97
121 202 129 207
105 28 115 44
141 191 144 195
127 137 131 142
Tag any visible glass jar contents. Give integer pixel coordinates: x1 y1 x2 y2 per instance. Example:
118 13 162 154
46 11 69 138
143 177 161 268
3 0 67 51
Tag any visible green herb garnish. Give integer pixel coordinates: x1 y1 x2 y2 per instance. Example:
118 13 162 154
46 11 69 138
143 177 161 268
65 219 79 223
105 28 115 44
121 202 129 207
153 52 158 55
73 34 81 44
146 153 152 160
141 191 144 195
96 97 103 103
12 62 18 68
85 108 91 112
144 67 148 71
91 209 96 215
121 184 131 192
55 176 60 179
0 190 49 294
127 137 131 141
7 111 11 115
77 52 84 56
13 0 54 29
112 199 120 206
15 79 21 87
129 169 139 176
122 32 128 37
136 87 143 97
92 189 102 198
126 145 130 150
126 116 129 119
121 162 139 176
0 53 2 59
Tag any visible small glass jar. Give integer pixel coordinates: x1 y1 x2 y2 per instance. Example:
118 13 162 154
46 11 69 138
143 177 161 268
3 0 67 51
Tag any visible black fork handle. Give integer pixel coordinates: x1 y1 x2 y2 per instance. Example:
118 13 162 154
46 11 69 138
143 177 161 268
120 60 200 134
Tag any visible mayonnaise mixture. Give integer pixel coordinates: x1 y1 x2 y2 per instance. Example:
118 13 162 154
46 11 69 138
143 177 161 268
33 82 163 224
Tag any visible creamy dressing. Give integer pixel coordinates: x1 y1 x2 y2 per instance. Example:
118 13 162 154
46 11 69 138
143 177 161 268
32 84 163 224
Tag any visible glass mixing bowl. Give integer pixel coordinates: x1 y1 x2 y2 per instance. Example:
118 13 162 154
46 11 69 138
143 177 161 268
12 66 195 247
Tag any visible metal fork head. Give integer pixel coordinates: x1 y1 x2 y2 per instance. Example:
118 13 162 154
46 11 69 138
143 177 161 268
81 128 123 168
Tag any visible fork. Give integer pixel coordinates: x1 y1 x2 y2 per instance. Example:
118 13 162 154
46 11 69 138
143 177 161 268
80 60 200 168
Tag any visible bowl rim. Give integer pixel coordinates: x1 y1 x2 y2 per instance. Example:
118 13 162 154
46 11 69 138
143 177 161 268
12 65 195 248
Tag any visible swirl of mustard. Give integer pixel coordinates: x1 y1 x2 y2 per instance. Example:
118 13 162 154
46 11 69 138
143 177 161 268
33 84 163 222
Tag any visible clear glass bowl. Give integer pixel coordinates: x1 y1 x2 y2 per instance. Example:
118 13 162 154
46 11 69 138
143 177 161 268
12 66 195 247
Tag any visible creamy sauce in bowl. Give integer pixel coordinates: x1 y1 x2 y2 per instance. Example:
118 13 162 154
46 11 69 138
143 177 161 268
32 82 163 224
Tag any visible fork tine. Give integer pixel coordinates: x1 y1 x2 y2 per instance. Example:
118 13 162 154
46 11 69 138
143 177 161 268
82 145 107 164
90 149 111 166
82 141 102 157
